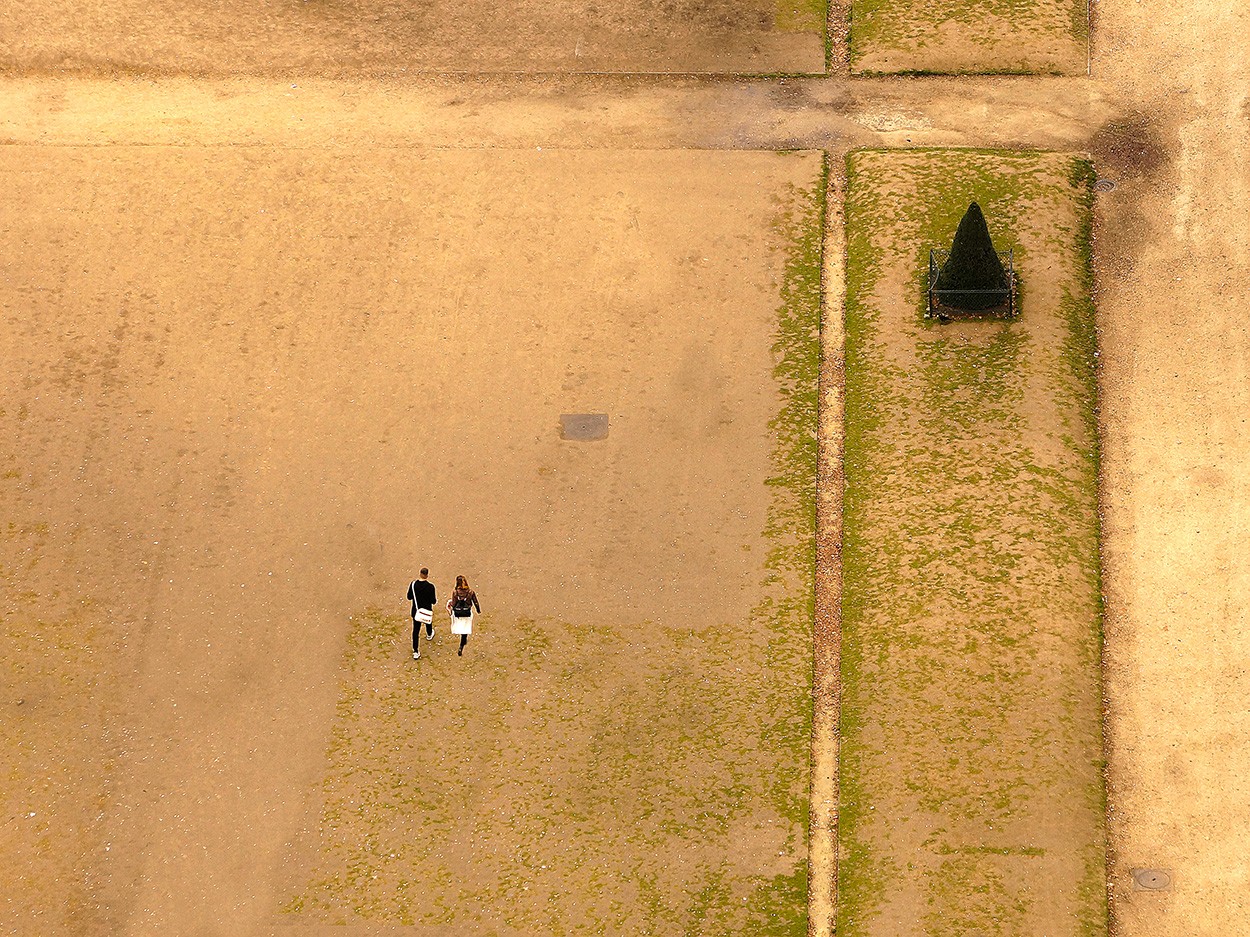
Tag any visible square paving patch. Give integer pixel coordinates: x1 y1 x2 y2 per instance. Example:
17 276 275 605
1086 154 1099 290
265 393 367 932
559 412 610 441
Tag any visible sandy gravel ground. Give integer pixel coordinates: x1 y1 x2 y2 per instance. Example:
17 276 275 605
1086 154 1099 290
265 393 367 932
1092 0 1250 932
0 75 1114 153
0 0 824 76
807 164 846 937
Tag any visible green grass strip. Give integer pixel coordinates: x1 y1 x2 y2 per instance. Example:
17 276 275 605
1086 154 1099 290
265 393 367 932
839 148 1106 937
848 0 1087 75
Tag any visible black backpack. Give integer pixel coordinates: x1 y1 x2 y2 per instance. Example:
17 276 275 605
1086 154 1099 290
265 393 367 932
452 591 473 616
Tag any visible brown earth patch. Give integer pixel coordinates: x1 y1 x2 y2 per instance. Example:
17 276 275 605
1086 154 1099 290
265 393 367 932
0 545 129 935
1090 113 1170 180
0 0 825 77
0 146 820 933
276 608 809 934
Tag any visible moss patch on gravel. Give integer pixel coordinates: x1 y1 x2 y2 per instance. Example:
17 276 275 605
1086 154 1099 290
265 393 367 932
849 0 1087 75
776 0 828 33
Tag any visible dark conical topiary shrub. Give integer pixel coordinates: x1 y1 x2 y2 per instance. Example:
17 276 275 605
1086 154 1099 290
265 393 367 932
935 201 1009 311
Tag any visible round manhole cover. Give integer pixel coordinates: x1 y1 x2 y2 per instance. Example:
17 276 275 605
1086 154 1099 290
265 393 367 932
1132 868 1171 890
1094 178 1117 192
560 413 609 441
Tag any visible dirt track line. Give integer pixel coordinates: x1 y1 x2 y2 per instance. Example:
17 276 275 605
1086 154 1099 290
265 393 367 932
0 76 1113 153
809 157 847 937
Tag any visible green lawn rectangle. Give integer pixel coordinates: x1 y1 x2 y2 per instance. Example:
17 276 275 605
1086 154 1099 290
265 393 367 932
849 0 1087 75
839 149 1107 936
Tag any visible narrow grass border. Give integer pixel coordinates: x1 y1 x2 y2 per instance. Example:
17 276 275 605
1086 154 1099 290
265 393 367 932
754 150 830 937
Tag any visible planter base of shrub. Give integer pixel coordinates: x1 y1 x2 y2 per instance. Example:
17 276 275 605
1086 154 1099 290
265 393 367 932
926 248 1017 321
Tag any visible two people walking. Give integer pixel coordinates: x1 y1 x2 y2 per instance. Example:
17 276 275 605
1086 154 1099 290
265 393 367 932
446 575 481 657
407 568 436 659
406 569 481 660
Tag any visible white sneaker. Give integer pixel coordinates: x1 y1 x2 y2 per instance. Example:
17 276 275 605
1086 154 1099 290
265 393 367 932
413 651 420 660
427 628 435 641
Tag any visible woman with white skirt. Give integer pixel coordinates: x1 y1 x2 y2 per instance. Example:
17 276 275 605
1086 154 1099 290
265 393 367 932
447 575 481 657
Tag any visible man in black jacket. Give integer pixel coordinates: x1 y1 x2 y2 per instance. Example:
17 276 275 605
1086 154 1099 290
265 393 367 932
406 569 436 660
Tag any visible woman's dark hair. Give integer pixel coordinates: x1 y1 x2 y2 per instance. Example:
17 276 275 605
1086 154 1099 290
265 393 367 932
456 575 468 590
